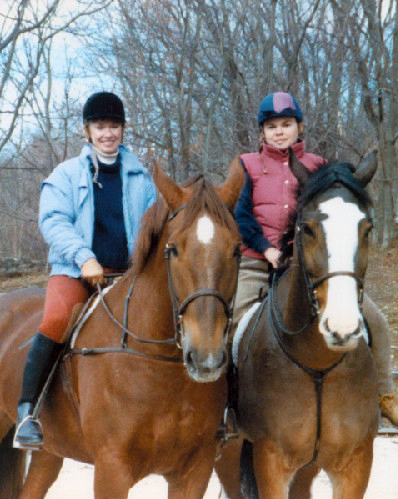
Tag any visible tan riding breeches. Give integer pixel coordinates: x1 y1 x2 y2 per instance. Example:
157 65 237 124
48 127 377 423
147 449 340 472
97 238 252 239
232 256 270 333
232 256 393 396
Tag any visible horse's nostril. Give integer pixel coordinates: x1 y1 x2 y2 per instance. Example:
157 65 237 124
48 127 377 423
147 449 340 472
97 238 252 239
186 351 195 365
322 318 331 334
348 324 361 338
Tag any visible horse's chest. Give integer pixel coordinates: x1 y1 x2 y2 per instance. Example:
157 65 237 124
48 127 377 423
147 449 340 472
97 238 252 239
239 356 318 444
238 347 378 457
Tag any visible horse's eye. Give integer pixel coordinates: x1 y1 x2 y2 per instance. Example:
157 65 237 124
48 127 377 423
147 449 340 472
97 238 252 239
302 223 315 238
233 244 241 259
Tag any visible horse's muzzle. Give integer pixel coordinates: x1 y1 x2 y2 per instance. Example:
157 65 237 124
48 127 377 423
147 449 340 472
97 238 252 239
183 348 228 383
320 317 364 351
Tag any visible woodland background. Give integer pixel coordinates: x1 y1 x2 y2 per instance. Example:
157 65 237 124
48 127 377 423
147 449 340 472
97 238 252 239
1 0 397 267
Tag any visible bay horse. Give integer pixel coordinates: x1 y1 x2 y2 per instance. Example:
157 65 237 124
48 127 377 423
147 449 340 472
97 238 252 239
0 159 244 499
215 152 380 499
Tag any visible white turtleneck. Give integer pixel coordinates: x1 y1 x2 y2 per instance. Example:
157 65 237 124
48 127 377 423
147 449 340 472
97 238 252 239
93 147 119 165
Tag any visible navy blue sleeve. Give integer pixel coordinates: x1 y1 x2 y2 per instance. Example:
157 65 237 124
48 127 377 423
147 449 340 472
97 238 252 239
234 162 274 255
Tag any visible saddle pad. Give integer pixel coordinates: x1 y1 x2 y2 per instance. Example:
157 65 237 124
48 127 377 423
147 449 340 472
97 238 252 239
232 302 261 368
69 282 117 349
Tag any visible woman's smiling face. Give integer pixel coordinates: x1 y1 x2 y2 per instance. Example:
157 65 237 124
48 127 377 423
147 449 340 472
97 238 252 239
86 120 124 154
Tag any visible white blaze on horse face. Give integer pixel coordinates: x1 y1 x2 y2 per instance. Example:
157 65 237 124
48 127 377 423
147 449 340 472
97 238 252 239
319 197 365 345
196 216 214 244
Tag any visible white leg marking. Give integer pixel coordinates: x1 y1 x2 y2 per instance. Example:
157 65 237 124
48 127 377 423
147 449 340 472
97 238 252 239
319 198 365 339
196 216 214 244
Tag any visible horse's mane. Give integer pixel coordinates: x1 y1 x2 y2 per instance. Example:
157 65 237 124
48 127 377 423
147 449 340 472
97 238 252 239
130 174 239 276
130 198 169 276
279 162 372 262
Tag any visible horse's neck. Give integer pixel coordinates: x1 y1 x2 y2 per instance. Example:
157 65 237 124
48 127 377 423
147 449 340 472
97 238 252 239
279 264 342 369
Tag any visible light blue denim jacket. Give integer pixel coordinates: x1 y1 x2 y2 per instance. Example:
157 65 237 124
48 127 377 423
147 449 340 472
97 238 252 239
39 143 156 277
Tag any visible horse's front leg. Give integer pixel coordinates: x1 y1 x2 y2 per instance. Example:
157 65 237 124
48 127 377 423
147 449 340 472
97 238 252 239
214 436 244 499
19 450 64 499
252 437 295 499
327 434 374 499
288 463 320 499
166 446 218 499
93 449 138 499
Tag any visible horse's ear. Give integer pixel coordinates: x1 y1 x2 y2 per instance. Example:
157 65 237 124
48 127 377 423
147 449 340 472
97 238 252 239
215 156 245 209
151 158 184 211
353 150 378 186
288 148 310 187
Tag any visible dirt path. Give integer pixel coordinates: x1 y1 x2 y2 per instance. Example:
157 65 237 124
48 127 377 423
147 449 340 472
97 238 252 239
44 436 398 498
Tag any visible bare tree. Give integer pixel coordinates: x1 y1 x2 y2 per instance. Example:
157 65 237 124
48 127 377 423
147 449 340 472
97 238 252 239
1 0 396 259
338 0 398 246
0 0 113 154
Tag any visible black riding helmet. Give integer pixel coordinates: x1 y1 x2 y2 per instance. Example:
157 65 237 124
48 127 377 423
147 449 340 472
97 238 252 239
83 92 126 124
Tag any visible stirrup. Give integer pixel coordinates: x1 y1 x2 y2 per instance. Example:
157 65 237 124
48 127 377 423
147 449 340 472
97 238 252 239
13 415 44 451
215 406 239 460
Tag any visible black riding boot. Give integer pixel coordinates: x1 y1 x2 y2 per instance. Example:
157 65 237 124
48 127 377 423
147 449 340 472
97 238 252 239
13 332 63 450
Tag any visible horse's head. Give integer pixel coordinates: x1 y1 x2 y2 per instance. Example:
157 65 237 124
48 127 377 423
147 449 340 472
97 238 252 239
293 151 377 351
153 158 244 382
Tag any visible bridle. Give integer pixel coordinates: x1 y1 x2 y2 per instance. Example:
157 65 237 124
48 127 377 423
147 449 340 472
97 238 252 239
296 211 365 319
68 203 240 364
269 210 365 337
165 205 240 348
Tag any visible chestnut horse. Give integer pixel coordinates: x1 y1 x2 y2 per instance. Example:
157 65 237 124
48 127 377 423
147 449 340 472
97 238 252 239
0 159 243 499
215 153 380 499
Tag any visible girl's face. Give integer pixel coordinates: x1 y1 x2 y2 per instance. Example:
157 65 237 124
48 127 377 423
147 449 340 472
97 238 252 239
86 120 124 154
262 116 303 151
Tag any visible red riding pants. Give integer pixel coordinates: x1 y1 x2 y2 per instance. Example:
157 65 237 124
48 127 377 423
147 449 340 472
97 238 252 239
38 276 91 343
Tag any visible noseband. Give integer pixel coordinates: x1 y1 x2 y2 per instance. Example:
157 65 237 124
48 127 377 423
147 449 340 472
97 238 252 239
165 206 240 348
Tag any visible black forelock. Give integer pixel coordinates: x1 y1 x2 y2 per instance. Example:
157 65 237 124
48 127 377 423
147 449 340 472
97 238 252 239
278 162 372 264
297 162 372 212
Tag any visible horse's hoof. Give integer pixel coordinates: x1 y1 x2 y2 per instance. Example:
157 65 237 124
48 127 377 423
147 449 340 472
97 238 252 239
379 392 398 426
